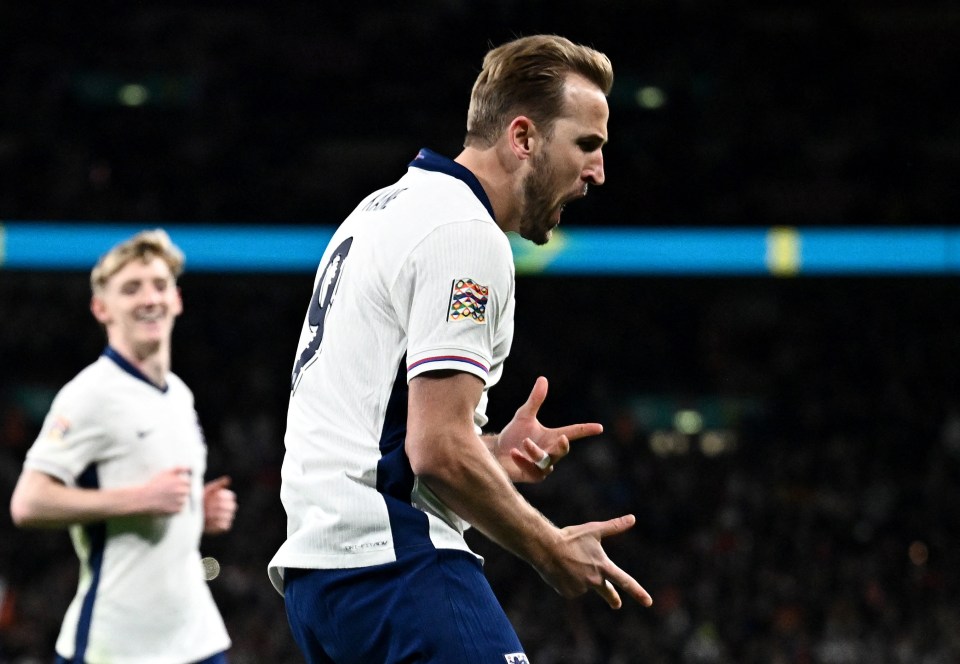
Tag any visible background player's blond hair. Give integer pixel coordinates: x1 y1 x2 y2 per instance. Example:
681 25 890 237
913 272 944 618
90 229 185 295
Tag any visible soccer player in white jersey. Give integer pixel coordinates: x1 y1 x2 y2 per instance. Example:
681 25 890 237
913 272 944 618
10 229 237 664
269 34 653 663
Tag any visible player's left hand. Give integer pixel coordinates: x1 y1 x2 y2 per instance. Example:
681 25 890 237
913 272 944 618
495 376 603 483
203 475 237 534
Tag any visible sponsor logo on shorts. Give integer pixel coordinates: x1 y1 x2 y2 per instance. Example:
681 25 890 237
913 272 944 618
504 654 529 664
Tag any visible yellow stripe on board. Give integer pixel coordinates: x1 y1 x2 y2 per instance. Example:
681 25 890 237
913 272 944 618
766 226 800 276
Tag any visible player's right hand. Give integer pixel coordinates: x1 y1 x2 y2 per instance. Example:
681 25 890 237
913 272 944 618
141 466 192 514
538 514 653 609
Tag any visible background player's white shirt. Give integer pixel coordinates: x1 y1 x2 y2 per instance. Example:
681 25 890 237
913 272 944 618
24 349 230 664
269 149 515 592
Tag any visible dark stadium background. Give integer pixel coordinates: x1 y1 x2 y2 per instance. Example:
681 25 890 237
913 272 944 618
3 2 960 662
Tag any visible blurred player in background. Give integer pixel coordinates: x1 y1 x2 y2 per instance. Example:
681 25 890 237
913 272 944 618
269 34 652 664
9 229 237 664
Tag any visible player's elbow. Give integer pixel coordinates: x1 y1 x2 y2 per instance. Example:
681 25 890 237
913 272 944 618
406 432 466 480
9 473 54 528
10 490 37 528
406 438 441 478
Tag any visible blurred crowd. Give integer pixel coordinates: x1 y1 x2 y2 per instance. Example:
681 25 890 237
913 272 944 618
3 1 960 662
2 273 960 663
1 1 959 229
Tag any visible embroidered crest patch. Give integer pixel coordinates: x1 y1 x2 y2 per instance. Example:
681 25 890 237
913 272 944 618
447 278 488 324
504 654 530 664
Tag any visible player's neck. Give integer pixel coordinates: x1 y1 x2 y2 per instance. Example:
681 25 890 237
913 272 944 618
455 146 521 234
110 340 171 388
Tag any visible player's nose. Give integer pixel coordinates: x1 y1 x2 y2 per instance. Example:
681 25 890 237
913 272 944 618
583 151 605 186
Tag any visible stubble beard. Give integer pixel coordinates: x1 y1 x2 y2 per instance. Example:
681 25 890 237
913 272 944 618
518 152 559 246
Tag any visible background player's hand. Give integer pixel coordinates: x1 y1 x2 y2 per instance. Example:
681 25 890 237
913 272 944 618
203 475 237 534
141 466 192 515
495 376 603 483
536 514 653 609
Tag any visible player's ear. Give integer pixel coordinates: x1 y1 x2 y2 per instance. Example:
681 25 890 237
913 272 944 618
507 116 538 161
90 293 111 324
172 286 184 317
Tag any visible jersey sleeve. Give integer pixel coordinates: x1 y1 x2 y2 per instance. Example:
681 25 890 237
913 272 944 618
23 380 112 485
396 219 514 385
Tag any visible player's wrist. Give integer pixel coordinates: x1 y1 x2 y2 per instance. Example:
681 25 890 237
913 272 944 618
122 484 156 516
520 520 564 572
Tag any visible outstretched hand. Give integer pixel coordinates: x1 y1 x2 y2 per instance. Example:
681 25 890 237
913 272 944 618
494 376 603 482
540 514 653 610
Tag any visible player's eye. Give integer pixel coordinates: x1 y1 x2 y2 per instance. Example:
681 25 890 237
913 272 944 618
578 138 604 153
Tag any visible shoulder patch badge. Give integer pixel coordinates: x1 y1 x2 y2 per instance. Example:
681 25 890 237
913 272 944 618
447 278 488 324
46 415 71 444
504 654 530 664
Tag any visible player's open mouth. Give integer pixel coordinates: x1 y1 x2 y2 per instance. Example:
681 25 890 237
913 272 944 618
564 185 588 209
553 204 566 226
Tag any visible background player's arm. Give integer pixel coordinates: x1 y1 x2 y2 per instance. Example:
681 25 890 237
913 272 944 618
10 466 192 529
407 370 653 609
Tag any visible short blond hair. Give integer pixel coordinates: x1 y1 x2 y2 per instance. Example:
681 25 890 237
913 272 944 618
465 34 614 148
90 229 185 294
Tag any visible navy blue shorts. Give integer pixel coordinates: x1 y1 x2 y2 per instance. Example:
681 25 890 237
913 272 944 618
283 549 528 664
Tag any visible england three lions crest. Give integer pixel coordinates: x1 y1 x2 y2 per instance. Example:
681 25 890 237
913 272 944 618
504 654 529 664
447 278 488 324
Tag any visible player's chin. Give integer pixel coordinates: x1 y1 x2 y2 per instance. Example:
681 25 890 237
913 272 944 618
523 229 551 246
134 319 168 335
520 221 556 246
138 330 166 344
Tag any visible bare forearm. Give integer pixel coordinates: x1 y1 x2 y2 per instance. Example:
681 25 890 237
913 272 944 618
408 372 560 569
416 433 558 568
407 373 652 609
10 470 151 528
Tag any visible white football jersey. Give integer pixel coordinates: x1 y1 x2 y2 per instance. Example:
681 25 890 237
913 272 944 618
269 149 515 592
23 349 230 663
